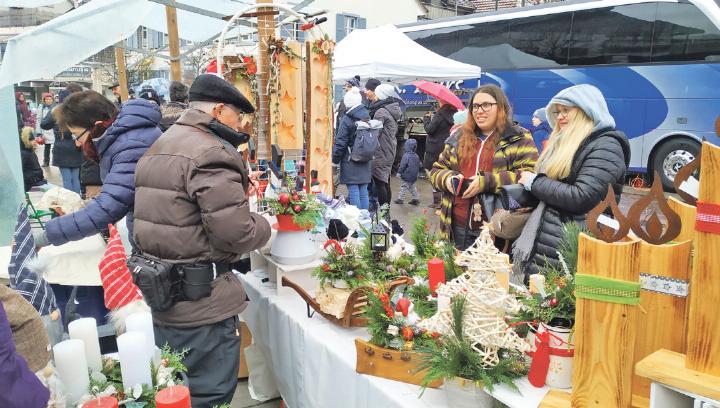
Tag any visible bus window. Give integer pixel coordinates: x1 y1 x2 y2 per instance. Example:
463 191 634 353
508 13 572 67
652 2 720 62
449 21 510 70
569 3 656 66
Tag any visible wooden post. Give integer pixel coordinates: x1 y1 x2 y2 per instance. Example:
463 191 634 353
571 234 641 407
114 43 129 102
632 240 692 405
256 0 275 159
307 42 335 196
165 5 182 82
686 141 720 375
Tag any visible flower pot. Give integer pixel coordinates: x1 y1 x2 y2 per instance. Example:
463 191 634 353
444 377 495 408
332 279 350 289
275 214 308 232
543 322 574 389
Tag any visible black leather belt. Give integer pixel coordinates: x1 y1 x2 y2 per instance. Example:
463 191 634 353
212 262 231 275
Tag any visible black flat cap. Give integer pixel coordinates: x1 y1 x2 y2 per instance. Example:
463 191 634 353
189 74 255 113
108 83 119 89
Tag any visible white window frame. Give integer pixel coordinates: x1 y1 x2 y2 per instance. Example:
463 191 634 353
345 15 358 36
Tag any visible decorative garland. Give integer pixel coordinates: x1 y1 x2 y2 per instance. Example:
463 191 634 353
267 37 302 145
225 54 259 140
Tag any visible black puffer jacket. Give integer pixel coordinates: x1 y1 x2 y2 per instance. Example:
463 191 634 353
423 104 457 158
525 129 630 275
40 107 83 168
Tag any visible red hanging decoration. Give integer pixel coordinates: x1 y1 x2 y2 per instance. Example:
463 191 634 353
528 330 551 387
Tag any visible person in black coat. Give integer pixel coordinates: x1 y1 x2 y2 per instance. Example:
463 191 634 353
512 84 630 281
41 84 84 195
19 128 46 192
423 102 458 208
332 87 373 210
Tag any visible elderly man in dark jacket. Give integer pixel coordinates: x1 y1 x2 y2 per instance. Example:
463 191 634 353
133 74 271 408
33 92 161 248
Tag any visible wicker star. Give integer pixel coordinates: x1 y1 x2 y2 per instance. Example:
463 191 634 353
419 228 530 367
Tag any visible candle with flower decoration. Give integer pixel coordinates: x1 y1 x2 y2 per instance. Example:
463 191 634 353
428 257 445 296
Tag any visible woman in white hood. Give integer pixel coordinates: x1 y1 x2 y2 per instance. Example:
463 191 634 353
513 84 631 281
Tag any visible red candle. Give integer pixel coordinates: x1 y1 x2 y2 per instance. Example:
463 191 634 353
428 257 445 296
83 397 118 408
155 385 191 408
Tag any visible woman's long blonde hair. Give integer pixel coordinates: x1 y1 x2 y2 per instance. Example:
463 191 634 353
20 127 35 150
535 105 594 180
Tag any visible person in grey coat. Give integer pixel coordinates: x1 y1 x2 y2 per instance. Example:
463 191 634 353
332 87 373 210
513 84 630 281
367 82 402 208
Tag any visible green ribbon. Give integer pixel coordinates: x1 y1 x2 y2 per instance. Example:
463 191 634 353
575 274 641 305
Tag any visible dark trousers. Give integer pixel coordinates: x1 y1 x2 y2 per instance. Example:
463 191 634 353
452 223 480 251
372 176 392 207
43 143 52 165
154 316 240 408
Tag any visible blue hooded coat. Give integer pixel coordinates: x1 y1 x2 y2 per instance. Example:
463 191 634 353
45 99 162 246
332 104 373 185
398 138 421 183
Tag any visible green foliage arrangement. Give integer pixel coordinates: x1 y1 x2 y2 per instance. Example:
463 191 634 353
312 242 369 288
364 287 439 351
417 296 527 393
266 177 324 229
87 345 188 407
405 284 437 319
408 217 462 280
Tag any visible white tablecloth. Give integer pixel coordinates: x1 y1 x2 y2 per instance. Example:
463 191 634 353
238 270 553 408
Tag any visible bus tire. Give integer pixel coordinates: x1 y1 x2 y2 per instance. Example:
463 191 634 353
651 138 701 191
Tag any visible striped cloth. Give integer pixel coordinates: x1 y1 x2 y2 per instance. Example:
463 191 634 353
98 224 143 310
7 204 57 316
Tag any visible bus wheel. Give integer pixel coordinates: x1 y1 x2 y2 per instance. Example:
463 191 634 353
652 139 700 191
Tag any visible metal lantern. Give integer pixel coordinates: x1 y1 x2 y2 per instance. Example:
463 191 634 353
370 220 389 252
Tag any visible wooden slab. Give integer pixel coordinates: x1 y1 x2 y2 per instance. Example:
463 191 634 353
632 240 691 402
307 46 334 195
571 234 641 407
667 196 696 243
636 349 720 401
237 320 252 378
538 389 571 408
686 142 720 375
271 41 304 150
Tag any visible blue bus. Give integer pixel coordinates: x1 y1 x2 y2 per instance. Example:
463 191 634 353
398 0 720 189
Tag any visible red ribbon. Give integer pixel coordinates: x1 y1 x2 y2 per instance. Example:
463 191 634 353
323 239 345 255
696 201 720 234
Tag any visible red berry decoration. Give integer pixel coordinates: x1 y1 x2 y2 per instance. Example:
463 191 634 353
550 298 559 307
293 204 302 213
395 298 411 317
321 264 330 272
402 327 414 341
430 331 441 339
292 194 300 201
278 193 290 206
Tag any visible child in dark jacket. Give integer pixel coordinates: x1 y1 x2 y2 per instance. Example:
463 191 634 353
19 127 47 192
394 138 421 205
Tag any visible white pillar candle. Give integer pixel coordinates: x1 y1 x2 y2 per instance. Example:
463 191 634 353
68 317 102 372
53 339 89 404
117 331 153 390
125 312 157 364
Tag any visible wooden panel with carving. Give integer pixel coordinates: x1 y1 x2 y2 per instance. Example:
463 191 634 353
307 47 333 195
270 41 304 150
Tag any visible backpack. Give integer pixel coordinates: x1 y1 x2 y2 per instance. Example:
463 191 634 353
349 119 382 163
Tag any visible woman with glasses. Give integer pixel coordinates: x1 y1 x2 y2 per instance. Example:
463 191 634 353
32 90 162 249
512 84 630 281
430 85 539 250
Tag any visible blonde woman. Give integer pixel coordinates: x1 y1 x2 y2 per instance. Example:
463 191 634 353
513 84 630 280
19 127 47 192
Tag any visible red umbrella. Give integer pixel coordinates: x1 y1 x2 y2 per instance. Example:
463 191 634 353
412 80 465 110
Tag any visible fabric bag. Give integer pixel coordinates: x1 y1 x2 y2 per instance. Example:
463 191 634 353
349 119 382 162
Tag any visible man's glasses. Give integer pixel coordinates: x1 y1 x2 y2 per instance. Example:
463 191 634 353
71 129 89 142
471 102 497 112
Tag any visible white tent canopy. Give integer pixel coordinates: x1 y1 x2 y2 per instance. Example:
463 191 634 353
332 24 481 85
